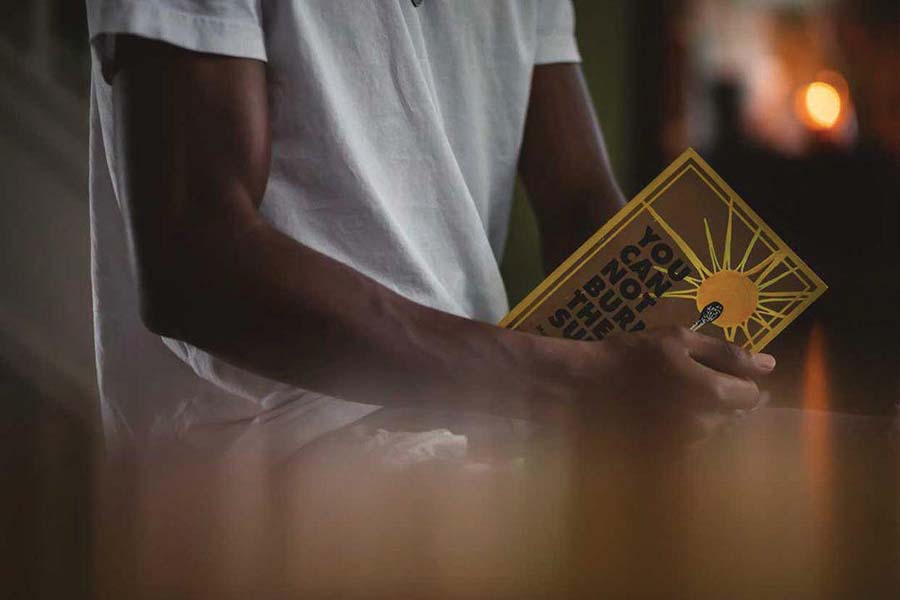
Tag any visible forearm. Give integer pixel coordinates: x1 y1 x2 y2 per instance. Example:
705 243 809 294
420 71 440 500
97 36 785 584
519 63 626 273
150 215 575 421
535 184 624 274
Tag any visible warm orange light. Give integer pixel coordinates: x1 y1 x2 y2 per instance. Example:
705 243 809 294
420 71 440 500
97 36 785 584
803 82 842 129
802 323 829 411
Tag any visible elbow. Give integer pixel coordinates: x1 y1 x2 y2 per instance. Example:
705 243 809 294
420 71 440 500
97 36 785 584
139 294 182 340
137 264 226 350
134 236 213 340
132 220 251 342
138 279 193 340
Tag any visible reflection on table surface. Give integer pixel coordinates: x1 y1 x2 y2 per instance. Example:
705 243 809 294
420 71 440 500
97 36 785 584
93 319 898 599
95 405 898 600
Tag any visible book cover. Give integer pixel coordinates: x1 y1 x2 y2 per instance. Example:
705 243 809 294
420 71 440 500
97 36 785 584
501 149 827 352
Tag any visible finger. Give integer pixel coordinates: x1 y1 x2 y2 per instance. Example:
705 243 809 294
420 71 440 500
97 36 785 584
678 355 762 411
689 411 732 442
683 331 776 380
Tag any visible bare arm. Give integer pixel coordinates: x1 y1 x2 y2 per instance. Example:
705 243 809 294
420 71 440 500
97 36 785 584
112 38 770 438
112 37 572 420
519 63 626 273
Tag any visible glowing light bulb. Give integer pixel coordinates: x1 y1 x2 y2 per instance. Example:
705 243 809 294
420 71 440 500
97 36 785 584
804 82 842 129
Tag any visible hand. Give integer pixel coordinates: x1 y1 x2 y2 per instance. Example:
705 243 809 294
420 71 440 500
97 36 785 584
569 327 775 443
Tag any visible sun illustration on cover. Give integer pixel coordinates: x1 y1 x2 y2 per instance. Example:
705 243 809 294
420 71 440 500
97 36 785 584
653 197 817 352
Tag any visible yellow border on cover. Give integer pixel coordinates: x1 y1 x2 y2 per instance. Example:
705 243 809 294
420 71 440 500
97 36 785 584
500 148 827 352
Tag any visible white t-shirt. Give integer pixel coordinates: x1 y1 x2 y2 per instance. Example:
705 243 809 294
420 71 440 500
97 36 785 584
87 0 581 455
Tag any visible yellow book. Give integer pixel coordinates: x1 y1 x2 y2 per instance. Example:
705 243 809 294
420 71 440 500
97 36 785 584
501 149 827 352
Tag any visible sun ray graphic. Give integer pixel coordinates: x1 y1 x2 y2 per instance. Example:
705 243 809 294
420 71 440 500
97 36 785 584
658 193 815 350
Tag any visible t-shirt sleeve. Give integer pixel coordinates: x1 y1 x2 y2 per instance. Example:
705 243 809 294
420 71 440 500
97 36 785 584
535 0 581 65
87 0 267 83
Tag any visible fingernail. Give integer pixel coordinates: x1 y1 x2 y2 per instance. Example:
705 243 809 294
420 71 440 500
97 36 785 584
753 352 776 371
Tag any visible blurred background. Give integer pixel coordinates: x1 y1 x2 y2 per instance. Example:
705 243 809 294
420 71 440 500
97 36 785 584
1 1 897 598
